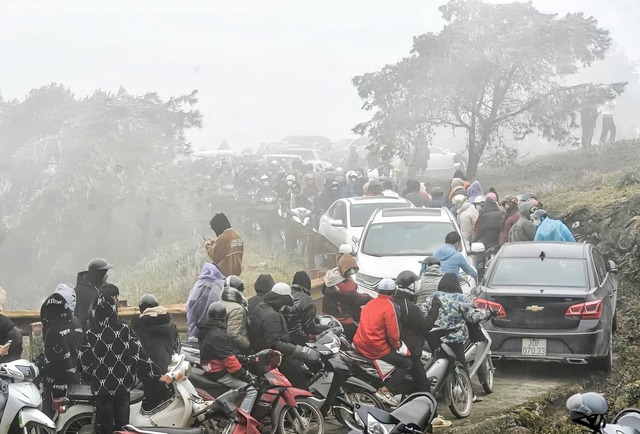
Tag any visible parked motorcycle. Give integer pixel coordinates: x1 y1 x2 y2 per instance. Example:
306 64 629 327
55 354 211 433
343 327 474 418
0 359 57 433
115 425 204 434
190 349 325 434
567 392 640 433
304 320 382 430
347 393 438 434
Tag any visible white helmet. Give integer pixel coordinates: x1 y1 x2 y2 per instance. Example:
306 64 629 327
377 278 397 295
260 174 269 181
452 194 468 208
472 195 486 205
346 170 357 180
285 174 296 183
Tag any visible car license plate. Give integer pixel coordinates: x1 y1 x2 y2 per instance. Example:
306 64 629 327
522 338 547 356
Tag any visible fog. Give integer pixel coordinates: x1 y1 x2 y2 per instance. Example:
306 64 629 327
1 0 639 308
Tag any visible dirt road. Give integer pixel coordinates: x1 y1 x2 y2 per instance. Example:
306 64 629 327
326 360 588 433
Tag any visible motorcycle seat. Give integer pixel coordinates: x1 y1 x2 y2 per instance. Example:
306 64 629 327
122 425 203 434
345 351 374 366
391 396 436 429
189 368 231 397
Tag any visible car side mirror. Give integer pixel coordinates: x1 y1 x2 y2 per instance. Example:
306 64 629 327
469 242 486 254
339 244 354 254
608 260 619 274
330 219 345 227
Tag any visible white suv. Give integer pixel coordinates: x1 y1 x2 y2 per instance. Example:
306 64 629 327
341 207 480 296
318 196 413 249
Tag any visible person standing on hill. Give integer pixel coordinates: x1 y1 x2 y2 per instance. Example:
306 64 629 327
74 258 112 330
599 98 617 143
205 213 244 277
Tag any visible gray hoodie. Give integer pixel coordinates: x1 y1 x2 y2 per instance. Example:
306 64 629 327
418 264 444 306
509 202 537 242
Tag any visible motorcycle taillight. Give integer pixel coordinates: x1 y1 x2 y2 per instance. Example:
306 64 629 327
53 397 69 414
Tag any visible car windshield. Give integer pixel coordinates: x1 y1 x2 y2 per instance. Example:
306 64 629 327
289 149 318 160
489 258 588 288
350 203 411 227
361 221 454 256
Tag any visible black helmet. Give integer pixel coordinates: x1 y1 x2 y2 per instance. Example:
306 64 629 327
225 275 245 292
419 256 440 266
139 294 159 312
207 302 227 320
396 270 419 289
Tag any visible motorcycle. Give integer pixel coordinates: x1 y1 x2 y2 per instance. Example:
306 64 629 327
567 392 640 433
343 327 474 418
190 349 325 434
115 425 204 434
54 354 212 434
464 320 494 394
347 392 438 434
304 319 382 430
0 359 57 433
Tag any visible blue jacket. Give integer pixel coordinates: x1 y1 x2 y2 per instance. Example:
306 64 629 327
433 244 478 279
534 218 576 242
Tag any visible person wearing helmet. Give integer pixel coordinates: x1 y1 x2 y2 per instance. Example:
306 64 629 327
74 257 113 330
474 196 504 248
532 209 576 242
198 302 257 413
322 254 372 341
508 201 538 242
418 256 445 305
130 293 179 373
219 276 250 352
353 278 410 406
394 271 433 394
499 195 520 246
452 194 479 247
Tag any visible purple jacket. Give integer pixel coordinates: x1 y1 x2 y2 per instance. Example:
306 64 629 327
186 263 225 341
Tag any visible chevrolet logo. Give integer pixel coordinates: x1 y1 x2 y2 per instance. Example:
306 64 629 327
526 305 545 313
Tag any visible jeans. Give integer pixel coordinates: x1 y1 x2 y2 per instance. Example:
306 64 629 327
96 392 130 434
216 374 258 413
379 352 412 395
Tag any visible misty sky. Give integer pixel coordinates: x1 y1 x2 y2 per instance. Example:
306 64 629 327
1 0 639 150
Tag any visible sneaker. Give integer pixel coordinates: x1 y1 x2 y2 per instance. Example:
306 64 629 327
375 389 399 407
432 415 452 429
473 395 483 403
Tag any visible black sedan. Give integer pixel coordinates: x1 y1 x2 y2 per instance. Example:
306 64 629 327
473 242 618 371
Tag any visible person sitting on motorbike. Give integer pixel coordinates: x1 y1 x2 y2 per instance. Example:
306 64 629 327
353 278 411 406
219 276 251 353
286 271 327 345
433 231 478 280
198 302 257 413
418 256 444 305
186 262 225 341
249 283 320 389
322 254 372 341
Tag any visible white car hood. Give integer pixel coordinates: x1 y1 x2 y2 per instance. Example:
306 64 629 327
357 253 422 278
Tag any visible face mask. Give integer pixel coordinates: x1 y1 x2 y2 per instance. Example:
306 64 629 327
532 217 541 227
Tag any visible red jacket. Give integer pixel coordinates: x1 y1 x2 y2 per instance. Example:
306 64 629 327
499 210 520 246
353 296 402 359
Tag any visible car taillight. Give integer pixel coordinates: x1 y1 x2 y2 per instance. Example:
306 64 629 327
473 297 506 319
565 300 603 320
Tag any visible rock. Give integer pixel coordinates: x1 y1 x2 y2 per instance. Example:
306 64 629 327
505 428 532 434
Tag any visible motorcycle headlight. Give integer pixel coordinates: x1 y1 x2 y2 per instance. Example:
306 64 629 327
367 414 395 434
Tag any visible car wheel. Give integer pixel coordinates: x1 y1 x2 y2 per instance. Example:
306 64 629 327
593 330 613 373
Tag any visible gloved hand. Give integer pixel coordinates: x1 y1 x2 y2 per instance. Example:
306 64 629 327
397 341 411 357
292 345 321 363
238 368 256 384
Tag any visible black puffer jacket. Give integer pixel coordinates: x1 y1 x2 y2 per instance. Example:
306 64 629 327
0 314 22 363
248 274 275 316
197 316 248 381
289 271 324 340
130 307 180 373
393 290 432 349
74 271 103 329
41 293 79 397
80 295 161 395
474 199 504 247
248 292 296 355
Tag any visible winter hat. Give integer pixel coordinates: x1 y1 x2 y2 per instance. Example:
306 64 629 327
438 273 462 294
271 283 293 298
338 253 358 277
452 194 468 207
486 192 498 202
209 213 232 237
0 287 6 312
292 271 311 292
451 178 464 188
55 283 77 312
254 274 276 295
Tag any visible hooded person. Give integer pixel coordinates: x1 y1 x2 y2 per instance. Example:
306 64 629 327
509 201 538 242
40 292 80 417
0 287 22 363
321 254 372 341
248 273 276 316
54 284 83 352
205 213 244 277
403 179 427 207
533 210 576 242
474 197 504 248
426 186 448 208
74 257 113 330
249 283 320 388
453 194 479 247
466 180 484 204
287 271 326 345
80 294 167 434
448 178 468 201
219 276 251 352
499 195 520 246
418 256 444 305
186 262 225 341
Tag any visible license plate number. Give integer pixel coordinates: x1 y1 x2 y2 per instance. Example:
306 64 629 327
522 338 547 356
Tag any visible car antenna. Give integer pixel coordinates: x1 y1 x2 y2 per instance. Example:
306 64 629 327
539 251 546 261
